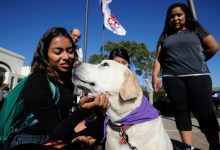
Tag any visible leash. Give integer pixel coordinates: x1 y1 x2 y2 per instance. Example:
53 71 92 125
119 128 137 150
99 109 137 150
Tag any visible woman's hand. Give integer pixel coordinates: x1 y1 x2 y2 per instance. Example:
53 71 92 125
51 136 96 149
79 92 109 109
152 77 162 92
71 135 96 146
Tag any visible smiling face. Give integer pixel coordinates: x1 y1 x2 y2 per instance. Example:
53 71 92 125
48 36 75 73
168 6 186 32
72 60 127 94
70 28 81 43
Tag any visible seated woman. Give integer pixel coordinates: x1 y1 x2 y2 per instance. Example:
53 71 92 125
9 27 109 150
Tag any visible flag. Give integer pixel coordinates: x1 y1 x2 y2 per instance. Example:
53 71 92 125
100 0 126 36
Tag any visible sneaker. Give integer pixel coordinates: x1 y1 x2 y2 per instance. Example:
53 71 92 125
183 143 195 150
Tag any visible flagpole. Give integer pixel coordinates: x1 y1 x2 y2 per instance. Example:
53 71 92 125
102 26 105 59
187 0 197 20
83 0 89 62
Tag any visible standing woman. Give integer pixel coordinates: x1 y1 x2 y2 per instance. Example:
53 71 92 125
9 27 109 149
152 3 219 150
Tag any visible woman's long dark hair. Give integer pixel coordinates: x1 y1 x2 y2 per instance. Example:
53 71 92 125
30 27 76 83
160 3 205 40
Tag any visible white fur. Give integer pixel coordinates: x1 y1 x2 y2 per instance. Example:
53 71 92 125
72 60 173 150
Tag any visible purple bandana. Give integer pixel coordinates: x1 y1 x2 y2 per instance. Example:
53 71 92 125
217 92 220 99
102 96 160 142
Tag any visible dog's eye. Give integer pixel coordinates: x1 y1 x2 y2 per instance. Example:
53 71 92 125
102 62 109 67
89 82 95 86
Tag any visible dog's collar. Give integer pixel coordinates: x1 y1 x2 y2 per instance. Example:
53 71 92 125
108 119 132 132
107 119 137 150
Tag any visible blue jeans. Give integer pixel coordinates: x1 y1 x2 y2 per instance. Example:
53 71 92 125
10 133 49 149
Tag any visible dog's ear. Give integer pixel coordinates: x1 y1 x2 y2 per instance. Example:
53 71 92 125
120 70 140 100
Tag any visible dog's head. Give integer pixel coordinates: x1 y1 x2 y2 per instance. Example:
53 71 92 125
72 60 141 101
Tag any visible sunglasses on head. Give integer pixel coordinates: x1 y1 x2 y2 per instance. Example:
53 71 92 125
71 33 81 39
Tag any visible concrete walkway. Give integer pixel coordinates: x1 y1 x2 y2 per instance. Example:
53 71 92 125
161 112 220 150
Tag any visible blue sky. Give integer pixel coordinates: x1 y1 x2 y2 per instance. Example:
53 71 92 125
0 0 220 87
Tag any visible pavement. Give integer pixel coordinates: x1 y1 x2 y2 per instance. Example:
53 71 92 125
161 111 220 150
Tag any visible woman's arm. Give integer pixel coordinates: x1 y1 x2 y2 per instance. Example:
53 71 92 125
152 46 162 92
24 73 89 141
51 91 109 142
203 35 219 61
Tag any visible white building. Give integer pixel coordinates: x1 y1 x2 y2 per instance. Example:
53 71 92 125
0 47 30 89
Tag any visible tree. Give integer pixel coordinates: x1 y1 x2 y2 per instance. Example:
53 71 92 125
88 41 156 80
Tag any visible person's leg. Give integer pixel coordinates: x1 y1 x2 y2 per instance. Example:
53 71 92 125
205 133 220 150
179 131 193 146
163 77 194 146
186 75 219 149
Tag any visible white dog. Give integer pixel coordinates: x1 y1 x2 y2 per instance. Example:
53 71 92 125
72 60 173 150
